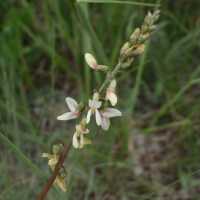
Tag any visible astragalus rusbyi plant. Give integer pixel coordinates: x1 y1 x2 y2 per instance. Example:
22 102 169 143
37 10 160 200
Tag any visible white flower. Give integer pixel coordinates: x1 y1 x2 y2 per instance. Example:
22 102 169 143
73 122 91 149
100 108 122 130
86 93 102 126
85 53 108 71
106 79 117 106
73 132 91 149
57 97 80 121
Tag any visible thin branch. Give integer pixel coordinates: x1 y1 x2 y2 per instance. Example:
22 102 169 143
99 62 122 93
37 142 72 200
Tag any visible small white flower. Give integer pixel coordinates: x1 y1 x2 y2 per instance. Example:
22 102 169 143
57 97 80 121
85 53 108 71
86 93 102 126
73 132 83 149
100 108 122 130
73 132 91 149
73 123 91 149
106 79 117 106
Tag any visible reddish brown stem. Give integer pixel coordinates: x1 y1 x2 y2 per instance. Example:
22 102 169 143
37 141 72 200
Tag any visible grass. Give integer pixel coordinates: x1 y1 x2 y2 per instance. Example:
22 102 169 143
0 0 200 199
76 0 160 7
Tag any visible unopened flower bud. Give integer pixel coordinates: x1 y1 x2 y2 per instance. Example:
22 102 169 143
132 44 145 55
85 53 98 70
121 57 134 68
85 53 109 71
149 25 157 31
130 28 141 43
141 33 150 41
93 92 100 100
120 42 130 56
106 79 117 106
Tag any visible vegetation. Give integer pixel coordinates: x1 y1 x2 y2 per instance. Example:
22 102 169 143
0 0 200 199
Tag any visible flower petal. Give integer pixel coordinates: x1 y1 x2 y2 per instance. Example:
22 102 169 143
79 134 84 148
101 117 110 131
107 92 117 106
57 112 78 121
65 97 78 112
109 79 117 90
41 153 50 158
102 108 122 118
89 99 102 109
73 133 79 149
95 109 102 126
88 99 93 107
86 109 92 124
94 100 102 109
85 53 98 69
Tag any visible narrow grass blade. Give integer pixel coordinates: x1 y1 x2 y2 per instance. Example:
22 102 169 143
152 78 200 125
76 3 104 86
129 42 149 113
76 4 108 64
0 131 44 177
77 0 160 7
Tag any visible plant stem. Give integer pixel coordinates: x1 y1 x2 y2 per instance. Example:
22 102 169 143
99 62 122 93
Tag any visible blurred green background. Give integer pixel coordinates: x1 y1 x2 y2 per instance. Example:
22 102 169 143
1 0 200 199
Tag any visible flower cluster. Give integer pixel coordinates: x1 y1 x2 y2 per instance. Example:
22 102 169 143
86 91 121 130
56 54 122 149
120 10 160 68
56 10 160 150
